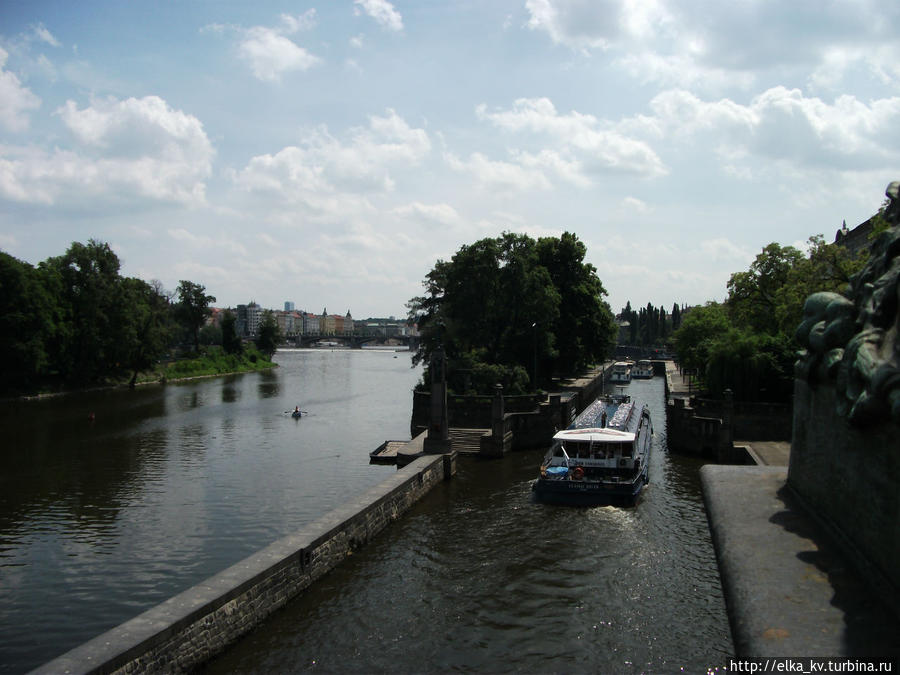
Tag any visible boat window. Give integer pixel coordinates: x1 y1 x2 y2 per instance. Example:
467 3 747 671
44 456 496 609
621 442 633 458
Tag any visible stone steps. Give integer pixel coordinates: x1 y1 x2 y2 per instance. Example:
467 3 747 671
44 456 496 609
449 428 489 455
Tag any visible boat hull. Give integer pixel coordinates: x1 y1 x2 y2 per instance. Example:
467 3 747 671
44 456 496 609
532 470 648 506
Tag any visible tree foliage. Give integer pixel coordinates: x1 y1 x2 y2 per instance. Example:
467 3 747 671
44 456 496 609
174 280 216 353
255 310 281 358
408 231 616 394
0 240 226 394
222 310 243 355
673 231 869 402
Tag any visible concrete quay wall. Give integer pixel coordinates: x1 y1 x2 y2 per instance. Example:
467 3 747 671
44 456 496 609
34 448 454 675
790 379 900 618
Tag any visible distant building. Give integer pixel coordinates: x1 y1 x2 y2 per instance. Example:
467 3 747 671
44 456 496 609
284 301 295 312
302 312 320 334
236 302 262 337
834 217 875 257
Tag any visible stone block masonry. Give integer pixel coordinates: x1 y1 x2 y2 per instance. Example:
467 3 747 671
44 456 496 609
33 446 455 675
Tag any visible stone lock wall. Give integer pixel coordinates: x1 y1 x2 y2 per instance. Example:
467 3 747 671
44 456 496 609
790 379 900 618
34 452 453 675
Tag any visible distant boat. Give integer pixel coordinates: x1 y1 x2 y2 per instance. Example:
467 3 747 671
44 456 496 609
609 361 632 383
631 359 653 379
532 393 652 505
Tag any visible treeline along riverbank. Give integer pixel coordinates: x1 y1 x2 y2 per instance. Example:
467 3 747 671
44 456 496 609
1 239 258 396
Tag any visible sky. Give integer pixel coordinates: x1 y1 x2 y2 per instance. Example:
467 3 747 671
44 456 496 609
1 0 899 319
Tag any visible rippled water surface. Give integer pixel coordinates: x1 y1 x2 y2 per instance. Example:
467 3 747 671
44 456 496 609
0 349 419 673
206 377 733 674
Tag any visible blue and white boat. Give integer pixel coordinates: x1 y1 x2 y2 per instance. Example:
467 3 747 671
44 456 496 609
532 393 652 505
631 359 654 379
609 361 632 384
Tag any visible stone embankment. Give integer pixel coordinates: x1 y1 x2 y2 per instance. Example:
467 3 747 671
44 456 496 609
34 445 455 675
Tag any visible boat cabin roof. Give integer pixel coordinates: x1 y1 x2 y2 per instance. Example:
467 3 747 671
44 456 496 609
568 394 644 435
553 426 635 444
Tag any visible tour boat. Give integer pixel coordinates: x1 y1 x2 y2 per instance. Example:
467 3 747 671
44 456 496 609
532 393 652 505
631 359 654 379
608 361 632 383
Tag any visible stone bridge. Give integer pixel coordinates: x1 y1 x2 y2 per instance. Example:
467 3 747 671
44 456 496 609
291 333 418 349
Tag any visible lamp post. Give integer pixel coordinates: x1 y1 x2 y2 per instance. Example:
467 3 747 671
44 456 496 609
532 322 537 391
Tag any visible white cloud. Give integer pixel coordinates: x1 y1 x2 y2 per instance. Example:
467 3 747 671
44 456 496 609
233 109 430 217
204 12 320 82
168 228 247 255
445 151 552 192
354 0 404 32
524 0 900 94
392 202 462 227
0 95 212 206
525 0 622 52
31 23 62 48
0 48 41 131
239 25 320 82
699 238 753 263
621 196 651 214
644 87 900 171
477 97 667 178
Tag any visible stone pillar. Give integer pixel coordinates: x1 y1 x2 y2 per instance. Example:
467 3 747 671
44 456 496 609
491 383 505 442
719 388 735 463
424 347 451 454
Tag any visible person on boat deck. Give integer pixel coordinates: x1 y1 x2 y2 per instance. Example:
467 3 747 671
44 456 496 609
601 411 607 428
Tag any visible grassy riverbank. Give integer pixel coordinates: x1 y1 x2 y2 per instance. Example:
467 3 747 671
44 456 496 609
139 346 276 384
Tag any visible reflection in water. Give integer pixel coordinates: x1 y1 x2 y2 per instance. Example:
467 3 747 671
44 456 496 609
221 377 240 404
0 350 420 673
257 370 280 399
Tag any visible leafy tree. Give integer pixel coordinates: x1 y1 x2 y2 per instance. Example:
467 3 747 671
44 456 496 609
0 252 58 391
672 302 730 373
222 310 243 355
773 235 866 336
174 280 216 353
40 240 130 384
704 329 795 402
726 243 804 335
120 277 172 387
676 231 870 402
408 231 615 393
255 310 281 358
536 232 617 375
199 323 223 346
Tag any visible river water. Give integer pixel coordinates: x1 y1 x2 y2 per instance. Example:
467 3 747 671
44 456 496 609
0 349 419 674
204 376 733 674
1 357 733 674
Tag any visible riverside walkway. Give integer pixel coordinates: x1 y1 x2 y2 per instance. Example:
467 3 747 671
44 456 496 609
668 359 897 657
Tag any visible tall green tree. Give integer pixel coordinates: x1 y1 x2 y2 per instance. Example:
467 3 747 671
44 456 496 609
255 310 281 358
174 280 216 353
222 310 243 355
121 278 172 387
536 232 616 375
41 240 130 384
408 231 615 393
672 302 730 373
726 243 804 335
0 252 58 391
